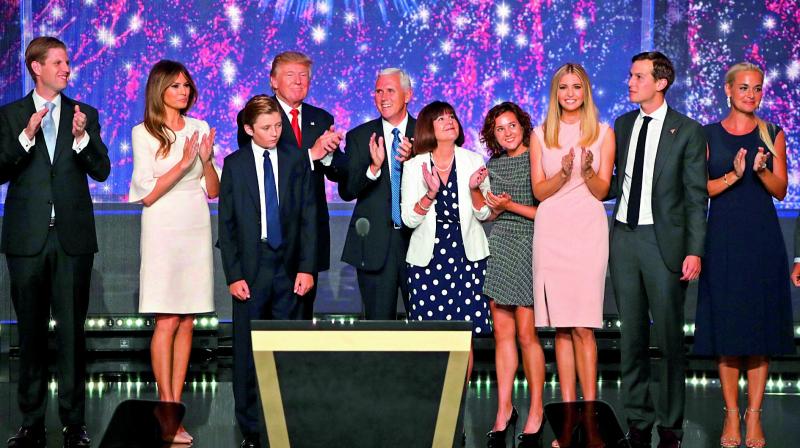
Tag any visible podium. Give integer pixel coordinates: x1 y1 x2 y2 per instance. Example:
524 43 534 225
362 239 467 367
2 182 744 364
250 320 472 447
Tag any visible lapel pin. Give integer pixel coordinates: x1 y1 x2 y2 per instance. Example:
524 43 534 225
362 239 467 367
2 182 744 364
310 121 315 126
669 128 677 134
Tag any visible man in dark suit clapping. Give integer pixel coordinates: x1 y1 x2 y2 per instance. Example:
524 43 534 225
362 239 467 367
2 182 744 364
339 68 414 319
0 36 110 448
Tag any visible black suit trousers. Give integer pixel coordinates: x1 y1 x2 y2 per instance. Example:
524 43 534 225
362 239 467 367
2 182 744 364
6 226 93 427
356 228 409 320
232 243 294 437
609 223 686 435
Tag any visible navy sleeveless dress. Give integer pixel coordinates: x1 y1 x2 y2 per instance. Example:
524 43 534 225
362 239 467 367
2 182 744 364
693 122 795 356
407 161 492 335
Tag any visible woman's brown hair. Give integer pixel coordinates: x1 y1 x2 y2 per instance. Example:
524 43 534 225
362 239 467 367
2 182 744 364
143 60 197 158
413 101 465 155
480 102 533 157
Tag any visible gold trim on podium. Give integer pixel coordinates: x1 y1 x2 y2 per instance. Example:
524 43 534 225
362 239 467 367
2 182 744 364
251 329 472 448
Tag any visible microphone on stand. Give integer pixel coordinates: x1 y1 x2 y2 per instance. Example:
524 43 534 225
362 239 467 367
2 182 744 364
355 217 371 268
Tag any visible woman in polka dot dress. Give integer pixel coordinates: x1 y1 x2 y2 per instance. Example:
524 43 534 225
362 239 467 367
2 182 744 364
401 101 493 346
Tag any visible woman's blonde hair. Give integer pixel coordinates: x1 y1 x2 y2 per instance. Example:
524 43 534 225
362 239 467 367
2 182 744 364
143 60 197 158
542 63 600 149
724 62 774 154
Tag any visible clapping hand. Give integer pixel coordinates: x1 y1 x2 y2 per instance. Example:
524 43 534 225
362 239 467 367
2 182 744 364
395 136 414 162
469 166 488 190
179 131 200 172
753 146 770 173
733 148 746 178
368 132 385 174
310 125 344 160
72 105 87 141
580 147 594 178
561 148 575 178
24 107 49 140
486 191 512 212
199 128 216 164
422 163 441 196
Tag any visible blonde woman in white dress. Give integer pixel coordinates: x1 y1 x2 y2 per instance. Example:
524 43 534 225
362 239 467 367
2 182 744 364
128 60 219 444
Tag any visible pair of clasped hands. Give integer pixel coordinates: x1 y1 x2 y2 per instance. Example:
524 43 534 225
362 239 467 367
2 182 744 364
25 104 89 143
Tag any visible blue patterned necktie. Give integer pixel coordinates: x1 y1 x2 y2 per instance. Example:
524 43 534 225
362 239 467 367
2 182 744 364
263 150 283 249
390 128 402 227
42 102 56 162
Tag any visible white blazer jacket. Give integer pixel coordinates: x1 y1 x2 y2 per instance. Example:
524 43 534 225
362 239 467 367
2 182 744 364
401 146 491 267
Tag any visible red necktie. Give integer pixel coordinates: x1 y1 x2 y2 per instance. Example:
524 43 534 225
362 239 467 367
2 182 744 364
290 108 302 148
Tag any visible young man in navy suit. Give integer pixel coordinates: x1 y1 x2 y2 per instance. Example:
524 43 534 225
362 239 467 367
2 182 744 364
0 36 110 448
219 95 317 448
236 51 346 320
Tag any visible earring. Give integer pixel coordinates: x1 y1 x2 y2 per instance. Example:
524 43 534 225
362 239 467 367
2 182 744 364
726 96 731 108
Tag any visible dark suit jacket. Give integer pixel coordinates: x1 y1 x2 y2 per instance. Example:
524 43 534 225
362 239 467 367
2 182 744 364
339 116 415 271
0 91 110 256
237 97 345 272
794 215 800 260
609 107 708 273
218 142 317 287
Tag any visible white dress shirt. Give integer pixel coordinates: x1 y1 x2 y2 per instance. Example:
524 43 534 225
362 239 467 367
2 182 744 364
366 113 409 180
252 141 280 240
275 96 332 169
616 100 668 225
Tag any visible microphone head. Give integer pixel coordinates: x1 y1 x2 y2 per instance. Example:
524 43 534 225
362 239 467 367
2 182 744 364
355 217 370 237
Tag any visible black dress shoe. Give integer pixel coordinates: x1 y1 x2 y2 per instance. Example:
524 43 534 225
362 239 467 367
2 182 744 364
7 426 46 448
62 425 90 448
626 426 652 448
655 427 681 448
517 414 546 448
240 434 260 448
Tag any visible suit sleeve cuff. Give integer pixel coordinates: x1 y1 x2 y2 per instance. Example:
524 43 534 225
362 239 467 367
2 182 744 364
366 166 381 180
73 133 90 153
794 257 800 263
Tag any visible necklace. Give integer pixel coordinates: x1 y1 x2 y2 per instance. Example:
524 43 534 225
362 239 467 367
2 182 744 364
431 154 455 172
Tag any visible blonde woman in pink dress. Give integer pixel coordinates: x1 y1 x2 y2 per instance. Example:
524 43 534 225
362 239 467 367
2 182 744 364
530 63 615 442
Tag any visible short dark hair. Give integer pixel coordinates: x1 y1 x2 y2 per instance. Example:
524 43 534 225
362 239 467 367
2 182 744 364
632 51 675 93
242 95 281 127
25 36 67 81
413 101 465 155
480 102 533 157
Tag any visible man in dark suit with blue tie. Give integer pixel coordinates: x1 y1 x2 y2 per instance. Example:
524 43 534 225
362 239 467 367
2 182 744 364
236 51 345 320
0 37 110 448
339 68 414 319
219 95 317 448
608 52 707 448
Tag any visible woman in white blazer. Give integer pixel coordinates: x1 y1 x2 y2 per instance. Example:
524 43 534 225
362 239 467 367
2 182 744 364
401 101 492 376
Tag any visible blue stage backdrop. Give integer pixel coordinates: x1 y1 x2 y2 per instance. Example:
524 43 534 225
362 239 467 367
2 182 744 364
0 0 798 205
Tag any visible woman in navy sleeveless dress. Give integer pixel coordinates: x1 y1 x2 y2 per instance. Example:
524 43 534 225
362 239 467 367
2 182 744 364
694 63 794 448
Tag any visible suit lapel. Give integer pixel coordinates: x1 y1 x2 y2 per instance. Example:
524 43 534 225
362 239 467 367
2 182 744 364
52 95 74 164
616 112 637 193
273 96 299 149
19 94 45 156
242 144 261 212
652 109 679 185
276 145 291 208
301 102 317 151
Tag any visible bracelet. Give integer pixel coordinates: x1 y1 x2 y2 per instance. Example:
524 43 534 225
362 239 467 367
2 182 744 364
425 192 436 200
417 199 431 212
584 170 594 180
723 172 730 186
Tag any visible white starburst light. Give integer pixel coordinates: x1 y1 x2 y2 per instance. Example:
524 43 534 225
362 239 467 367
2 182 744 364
495 22 510 38
231 94 244 108
51 6 64 19
428 63 439 73
455 16 468 28
123 61 133 72
84 0 95 5
187 25 197 36
128 15 142 32
496 3 511 19
417 7 430 23
515 34 528 47
169 35 182 48
120 141 130 153
222 59 237 84
317 2 330 14
440 40 453 54
225 4 242 31
337 80 347 91
575 16 587 30
500 69 511 79
97 27 116 46
787 60 800 81
344 12 356 24
719 21 731 33
311 25 326 43
763 16 776 29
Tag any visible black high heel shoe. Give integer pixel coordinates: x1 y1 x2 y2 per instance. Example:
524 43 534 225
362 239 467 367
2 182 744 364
517 414 546 448
486 407 519 448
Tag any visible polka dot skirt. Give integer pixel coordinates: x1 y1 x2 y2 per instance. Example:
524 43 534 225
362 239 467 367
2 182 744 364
407 161 492 335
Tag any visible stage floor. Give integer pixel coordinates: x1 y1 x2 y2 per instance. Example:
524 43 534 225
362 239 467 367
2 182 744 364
1 355 799 448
